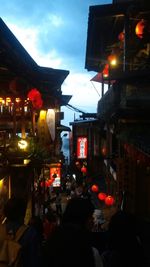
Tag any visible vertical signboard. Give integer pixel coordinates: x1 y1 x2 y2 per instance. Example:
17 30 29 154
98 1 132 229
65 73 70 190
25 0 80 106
77 137 88 159
50 163 61 187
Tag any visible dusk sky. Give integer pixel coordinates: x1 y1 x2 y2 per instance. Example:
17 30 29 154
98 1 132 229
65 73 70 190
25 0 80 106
0 0 111 126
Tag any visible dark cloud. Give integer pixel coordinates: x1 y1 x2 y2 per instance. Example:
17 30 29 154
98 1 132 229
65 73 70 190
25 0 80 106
1 0 111 70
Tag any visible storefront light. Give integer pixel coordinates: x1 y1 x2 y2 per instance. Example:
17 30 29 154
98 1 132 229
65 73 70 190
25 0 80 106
18 139 28 150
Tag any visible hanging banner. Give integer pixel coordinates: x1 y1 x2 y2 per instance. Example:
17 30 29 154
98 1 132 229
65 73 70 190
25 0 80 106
77 137 88 159
37 110 50 144
46 109 55 141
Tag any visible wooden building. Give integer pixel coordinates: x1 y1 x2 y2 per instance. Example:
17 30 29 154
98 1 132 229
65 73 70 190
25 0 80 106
0 18 71 220
85 0 150 221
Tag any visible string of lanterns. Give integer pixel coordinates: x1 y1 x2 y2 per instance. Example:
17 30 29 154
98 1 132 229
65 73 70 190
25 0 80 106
100 18 150 81
91 183 115 206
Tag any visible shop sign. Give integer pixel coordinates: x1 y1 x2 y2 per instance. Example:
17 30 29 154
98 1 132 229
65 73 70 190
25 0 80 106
77 137 87 159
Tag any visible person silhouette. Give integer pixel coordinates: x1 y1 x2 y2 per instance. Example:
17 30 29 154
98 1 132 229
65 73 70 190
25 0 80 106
43 197 103 267
1 197 42 267
102 210 143 267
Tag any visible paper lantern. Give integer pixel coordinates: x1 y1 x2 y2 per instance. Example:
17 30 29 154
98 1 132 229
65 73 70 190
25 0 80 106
105 195 115 206
118 31 124 42
91 184 99 193
107 54 117 66
81 166 87 173
102 64 109 78
98 192 107 201
28 88 43 109
135 19 146 39
102 147 107 156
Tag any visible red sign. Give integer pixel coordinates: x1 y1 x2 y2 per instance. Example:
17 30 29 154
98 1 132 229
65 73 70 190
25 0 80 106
77 137 88 159
50 163 61 187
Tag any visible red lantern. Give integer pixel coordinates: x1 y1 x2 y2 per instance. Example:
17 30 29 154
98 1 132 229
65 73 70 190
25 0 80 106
118 31 124 42
107 54 117 66
98 192 107 201
81 166 87 173
91 184 99 193
102 64 109 78
135 19 146 39
28 88 43 109
105 195 115 206
102 147 107 156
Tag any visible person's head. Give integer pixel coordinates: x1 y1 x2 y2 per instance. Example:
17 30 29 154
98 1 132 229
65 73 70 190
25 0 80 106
3 196 27 222
62 197 94 229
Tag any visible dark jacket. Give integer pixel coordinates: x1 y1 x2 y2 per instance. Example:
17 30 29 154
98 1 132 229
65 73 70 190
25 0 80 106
43 222 96 267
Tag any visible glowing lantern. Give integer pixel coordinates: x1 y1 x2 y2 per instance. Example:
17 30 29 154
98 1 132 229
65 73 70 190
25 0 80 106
81 166 87 173
118 31 124 42
91 184 99 193
102 64 109 78
105 195 115 206
28 88 43 109
102 147 107 156
135 19 146 39
108 54 117 66
98 192 107 201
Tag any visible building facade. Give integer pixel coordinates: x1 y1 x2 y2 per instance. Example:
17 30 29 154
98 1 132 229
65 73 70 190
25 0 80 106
0 18 71 220
85 0 150 220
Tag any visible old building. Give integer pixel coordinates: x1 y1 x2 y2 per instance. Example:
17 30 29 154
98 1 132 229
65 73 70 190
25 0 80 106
85 0 150 221
0 18 71 219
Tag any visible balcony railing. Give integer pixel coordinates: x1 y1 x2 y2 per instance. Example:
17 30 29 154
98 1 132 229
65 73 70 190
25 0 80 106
97 82 150 118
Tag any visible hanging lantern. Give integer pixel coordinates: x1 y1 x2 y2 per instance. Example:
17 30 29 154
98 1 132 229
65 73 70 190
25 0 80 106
98 192 107 201
105 195 115 206
107 54 117 66
91 184 99 193
28 88 43 109
135 19 146 39
81 166 87 173
101 146 107 156
102 64 109 78
118 31 124 42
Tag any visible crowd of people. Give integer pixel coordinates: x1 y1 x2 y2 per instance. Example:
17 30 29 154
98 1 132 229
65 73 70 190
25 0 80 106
0 177 148 267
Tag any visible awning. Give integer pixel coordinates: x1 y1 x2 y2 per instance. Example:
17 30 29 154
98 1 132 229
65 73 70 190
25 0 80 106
91 72 116 84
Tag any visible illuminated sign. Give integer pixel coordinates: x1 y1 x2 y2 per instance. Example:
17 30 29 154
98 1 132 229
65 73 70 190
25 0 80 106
50 163 61 187
77 137 88 159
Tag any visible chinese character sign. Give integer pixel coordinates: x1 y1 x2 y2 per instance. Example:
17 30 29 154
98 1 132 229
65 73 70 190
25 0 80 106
77 137 88 159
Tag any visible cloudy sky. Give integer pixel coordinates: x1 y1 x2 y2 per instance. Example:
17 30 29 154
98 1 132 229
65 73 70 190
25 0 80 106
0 0 111 126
